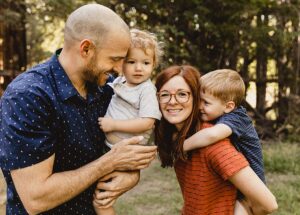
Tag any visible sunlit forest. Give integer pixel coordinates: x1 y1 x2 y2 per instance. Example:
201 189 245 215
0 0 299 214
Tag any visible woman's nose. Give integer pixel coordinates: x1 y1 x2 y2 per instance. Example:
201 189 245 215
168 95 177 104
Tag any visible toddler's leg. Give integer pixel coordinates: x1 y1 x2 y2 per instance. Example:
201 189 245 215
234 200 253 215
94 206 116 215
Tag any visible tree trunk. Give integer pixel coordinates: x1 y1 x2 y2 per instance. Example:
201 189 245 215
1 1 26 91
255 13 268 116
3 2 27 73
291 11 300 96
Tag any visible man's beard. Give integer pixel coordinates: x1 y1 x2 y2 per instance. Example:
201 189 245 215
84 60 107 86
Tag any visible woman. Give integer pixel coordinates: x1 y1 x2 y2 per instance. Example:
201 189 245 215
154 65 278 215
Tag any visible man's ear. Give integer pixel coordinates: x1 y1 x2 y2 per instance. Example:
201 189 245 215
79 39 94 57
224 101 236 113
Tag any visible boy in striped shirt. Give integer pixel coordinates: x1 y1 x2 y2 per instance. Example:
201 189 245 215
183 69 265 214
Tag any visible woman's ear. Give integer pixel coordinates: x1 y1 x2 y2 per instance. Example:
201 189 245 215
224 101 236 113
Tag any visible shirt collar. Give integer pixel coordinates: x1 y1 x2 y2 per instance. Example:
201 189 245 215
49 49 102 102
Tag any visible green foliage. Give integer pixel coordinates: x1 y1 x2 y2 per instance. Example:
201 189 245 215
3 0 300 75
2 0 300 135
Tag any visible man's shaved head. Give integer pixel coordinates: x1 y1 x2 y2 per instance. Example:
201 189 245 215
64 4 129 48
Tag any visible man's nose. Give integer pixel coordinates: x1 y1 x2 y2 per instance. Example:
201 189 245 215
113 60 124 74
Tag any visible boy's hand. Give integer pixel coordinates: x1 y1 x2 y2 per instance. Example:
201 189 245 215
98 117 115 132
93 171 140 208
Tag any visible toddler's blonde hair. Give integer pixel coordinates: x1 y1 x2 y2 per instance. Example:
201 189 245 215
129 28 164 68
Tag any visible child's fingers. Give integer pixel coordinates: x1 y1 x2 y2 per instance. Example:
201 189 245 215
93 198 116 209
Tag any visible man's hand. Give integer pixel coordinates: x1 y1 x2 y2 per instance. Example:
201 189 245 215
93 171 140 208
104 136 157 171
98 117 115 132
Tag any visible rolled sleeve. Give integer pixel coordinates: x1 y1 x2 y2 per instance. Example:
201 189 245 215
0 90 55 170
207 139 249 180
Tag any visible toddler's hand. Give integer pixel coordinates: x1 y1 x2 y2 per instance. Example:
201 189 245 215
98 117 115 132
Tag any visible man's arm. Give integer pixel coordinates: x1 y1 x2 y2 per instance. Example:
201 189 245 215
11 136 156 214
229 166 278 215
183 123 232 151
98 117 155 133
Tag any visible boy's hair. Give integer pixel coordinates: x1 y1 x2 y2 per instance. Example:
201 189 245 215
129 28 164 68
200 69 245 106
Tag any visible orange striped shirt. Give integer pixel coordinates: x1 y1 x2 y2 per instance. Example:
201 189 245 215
174 124 249 215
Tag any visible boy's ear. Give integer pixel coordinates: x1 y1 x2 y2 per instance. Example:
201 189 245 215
224 101 236 113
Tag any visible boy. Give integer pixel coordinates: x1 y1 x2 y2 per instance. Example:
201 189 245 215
96 29 163 214
183 69 265 214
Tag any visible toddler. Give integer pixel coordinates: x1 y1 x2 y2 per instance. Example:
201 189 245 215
95 29 163 215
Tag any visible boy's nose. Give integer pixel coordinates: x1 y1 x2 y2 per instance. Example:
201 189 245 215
199 102 204 110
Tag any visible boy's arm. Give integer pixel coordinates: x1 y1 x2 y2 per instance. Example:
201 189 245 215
98 117 155 133
183 123 232 151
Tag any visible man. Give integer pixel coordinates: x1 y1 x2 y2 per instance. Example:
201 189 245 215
0 4 157 214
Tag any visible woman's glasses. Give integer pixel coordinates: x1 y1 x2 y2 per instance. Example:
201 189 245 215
157 90 191 104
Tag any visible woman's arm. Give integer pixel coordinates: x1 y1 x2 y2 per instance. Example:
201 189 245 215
229 167 278 215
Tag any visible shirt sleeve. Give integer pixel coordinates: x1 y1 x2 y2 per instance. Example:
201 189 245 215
206 139 249 180
215 110 249 139
139 83 161 120
0 89 55 170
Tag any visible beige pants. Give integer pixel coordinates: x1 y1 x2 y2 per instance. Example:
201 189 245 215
0 169 6 215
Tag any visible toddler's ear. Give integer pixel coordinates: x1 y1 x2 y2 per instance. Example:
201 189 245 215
224 101 236 113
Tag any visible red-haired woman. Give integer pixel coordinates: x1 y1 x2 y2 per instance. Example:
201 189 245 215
154 65 277 215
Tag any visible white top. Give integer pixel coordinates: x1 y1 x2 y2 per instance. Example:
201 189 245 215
105 76 161 145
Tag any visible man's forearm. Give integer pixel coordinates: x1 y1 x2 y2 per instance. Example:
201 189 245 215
12 153 115 214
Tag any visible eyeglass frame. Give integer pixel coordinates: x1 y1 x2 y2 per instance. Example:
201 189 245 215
157 90 191 104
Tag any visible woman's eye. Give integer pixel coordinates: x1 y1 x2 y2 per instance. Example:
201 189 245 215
178 92 188 97
160 93 170 98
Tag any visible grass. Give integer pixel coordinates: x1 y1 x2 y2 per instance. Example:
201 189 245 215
115 159 183 215
263 142 300 215
115 141 300 215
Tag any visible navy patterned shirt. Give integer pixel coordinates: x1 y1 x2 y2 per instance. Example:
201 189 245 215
215 106 265 183
0 49 113 214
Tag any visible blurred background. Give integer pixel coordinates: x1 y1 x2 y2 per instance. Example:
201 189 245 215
1 0 300 139
0 0 299 214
